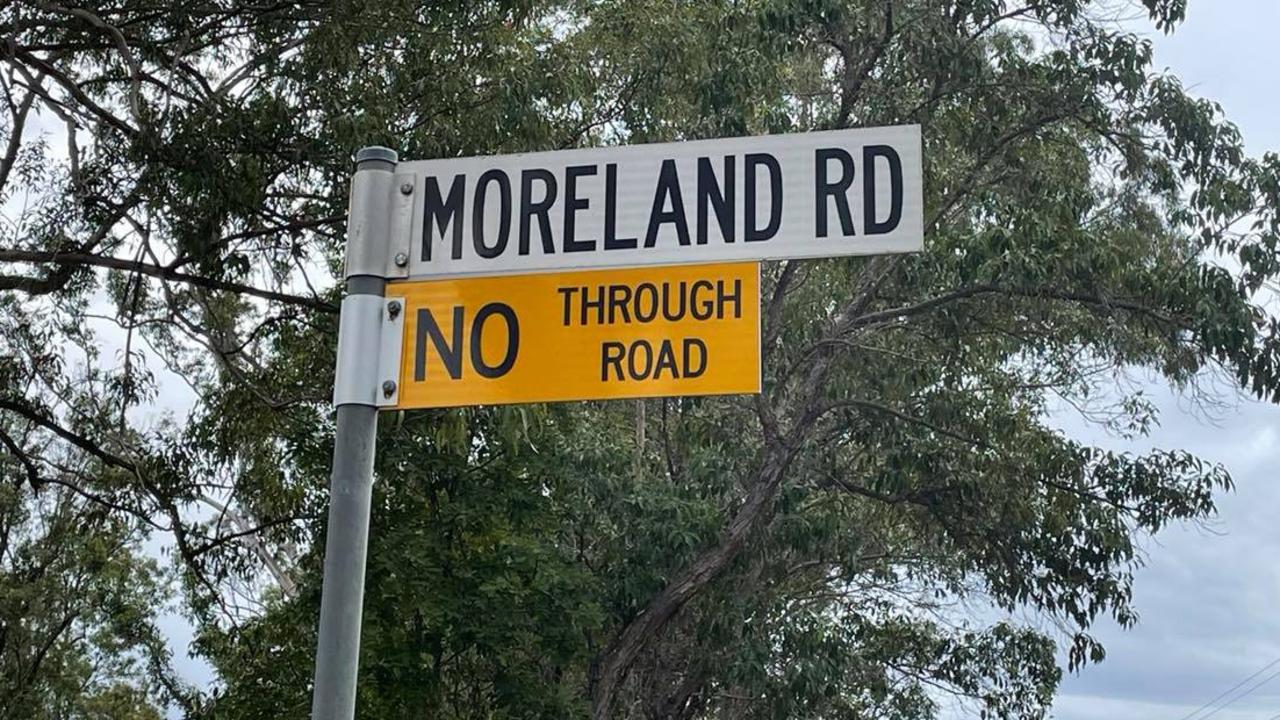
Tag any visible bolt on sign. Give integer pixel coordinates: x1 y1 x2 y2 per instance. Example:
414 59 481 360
383 125 923 281
377 263 759 409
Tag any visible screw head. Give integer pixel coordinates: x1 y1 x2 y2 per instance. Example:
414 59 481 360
387 300 402 319
382 380 397 398
399 181 414 195
393 252 408 267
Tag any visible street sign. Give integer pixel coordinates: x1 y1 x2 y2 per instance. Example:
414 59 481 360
379 262 760 409
317 134 926 720
388 125 922 279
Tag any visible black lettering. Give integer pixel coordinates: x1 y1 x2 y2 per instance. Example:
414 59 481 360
558 286 577 326
423 174 466 261
581 285 605 325
564 164 597 252
815 148 855 238
645 159 691 248
697 156 735 244
472 169 511 259
653 340 678 379
717 279 742 319
469 302 519 378
601 342 625 381
604 163 637 250
690 280 715 320
608 285 632 324
683 338 707 378
662 281 687 321
745 153 782 242
634 283 658 322
863 145 904 235
627 339 653 379
519 169 557 255
415 307 463 380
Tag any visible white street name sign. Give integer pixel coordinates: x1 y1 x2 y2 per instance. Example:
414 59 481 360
390 125 923 279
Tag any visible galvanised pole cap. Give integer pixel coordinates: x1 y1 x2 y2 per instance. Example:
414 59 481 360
355 146 398 167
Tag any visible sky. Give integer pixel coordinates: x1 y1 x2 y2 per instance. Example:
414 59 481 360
1051 3 1280 720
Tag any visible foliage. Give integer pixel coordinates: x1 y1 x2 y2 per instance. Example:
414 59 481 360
2 1 1279 719
0 416 177 719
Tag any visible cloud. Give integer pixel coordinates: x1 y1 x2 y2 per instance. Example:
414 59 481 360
1051 386 1280 719
1051 7 1280 717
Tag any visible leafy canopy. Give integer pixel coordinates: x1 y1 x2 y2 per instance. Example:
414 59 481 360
1 1 1279 719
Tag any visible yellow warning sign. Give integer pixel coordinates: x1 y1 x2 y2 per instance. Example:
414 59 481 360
386 263 760 409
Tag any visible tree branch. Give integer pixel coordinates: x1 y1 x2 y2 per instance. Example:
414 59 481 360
847 284 1182 331
5 43 139 136
0 397 137 473
0 249 336 312
0 84 36 192
816 397 993 449
591 443 802 719
0 425 41 487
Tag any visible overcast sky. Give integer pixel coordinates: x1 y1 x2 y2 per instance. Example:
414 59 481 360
1052 4 1280 720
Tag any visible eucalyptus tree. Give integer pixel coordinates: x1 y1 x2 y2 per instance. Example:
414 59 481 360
2 1 1278 719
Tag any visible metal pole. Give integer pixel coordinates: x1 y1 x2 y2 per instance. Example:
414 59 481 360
311 146 398 720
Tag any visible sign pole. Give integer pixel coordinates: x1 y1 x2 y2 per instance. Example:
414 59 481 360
311 145 398 720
